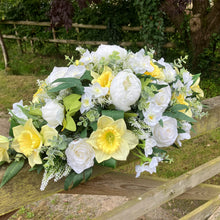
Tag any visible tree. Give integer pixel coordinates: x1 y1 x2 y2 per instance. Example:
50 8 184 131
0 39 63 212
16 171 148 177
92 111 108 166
161 0 220 68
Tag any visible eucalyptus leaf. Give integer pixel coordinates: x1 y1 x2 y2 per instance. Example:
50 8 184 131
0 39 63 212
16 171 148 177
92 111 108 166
0 159 25 188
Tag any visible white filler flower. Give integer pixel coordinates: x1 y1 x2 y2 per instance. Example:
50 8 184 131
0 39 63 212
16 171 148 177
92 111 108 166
110 69 141 111
152 116 178 147
65 138 95 174
42 99 64 128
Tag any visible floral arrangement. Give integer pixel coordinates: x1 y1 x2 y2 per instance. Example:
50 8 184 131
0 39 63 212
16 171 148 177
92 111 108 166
0 45 205 190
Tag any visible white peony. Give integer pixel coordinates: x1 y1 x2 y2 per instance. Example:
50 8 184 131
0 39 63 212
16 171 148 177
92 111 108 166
65 138 95 174
110 69 141 111
91 44 127 64
157 58 177 83
125 49 154 74
45 67 68 86
41 99 64 128
152 116 178 147
149 83 171 111
64 65 86 79
9 100 28 120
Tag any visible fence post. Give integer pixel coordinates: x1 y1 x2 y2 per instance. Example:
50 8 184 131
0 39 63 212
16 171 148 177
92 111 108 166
0 30 9 69
13 24 23 53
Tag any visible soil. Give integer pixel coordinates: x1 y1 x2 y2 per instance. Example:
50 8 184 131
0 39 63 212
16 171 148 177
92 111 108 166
0 114 219 220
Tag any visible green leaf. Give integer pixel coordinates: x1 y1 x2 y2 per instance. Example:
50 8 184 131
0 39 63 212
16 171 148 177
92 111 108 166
102 110 124 120
52 77 81 84
80 128 87 138
153 147 167 154
0 159 25 188
64 171 83 190
170 104 188 112
0 161 6 166
90 121 97 131
159 119 163 127
178 128 186 133
80 70 93 81
99 158 117 168
84 167 93 182
163 111 196 123
29 164 44 174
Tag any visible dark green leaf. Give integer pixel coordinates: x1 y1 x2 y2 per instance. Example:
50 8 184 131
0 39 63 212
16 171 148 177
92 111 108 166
170 104 188 112
52 77 81 84
178 128 186 133
0 161 6 166
102 110 124 120
100 158 116 168
84 167 93 182
64 171 84 190
172 143 180 149
90 121 97 131
153 147 167 154
80 70 93 81
29 164 44 174
149 83 168 90
159 119 163 127
163 111 196 123
80 128 87 138
71 172 83 189
0 159 25 188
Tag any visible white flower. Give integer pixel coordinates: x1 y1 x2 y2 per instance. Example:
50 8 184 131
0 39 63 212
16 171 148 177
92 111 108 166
125 49 153 74
45 67 68 86
135 156 163 177
79 49 93 66
158 58 177 83
176 122 192 146
90 83 109 98
143 104 163 126
110 69 141 111
91 44 127 64
65 138 95 174
64 65 86 79
152 116 178 147
144 137 157 157
9 100 28 120
41 99 64 128
80 94 94 113
172 79 184 91
150 83 171 111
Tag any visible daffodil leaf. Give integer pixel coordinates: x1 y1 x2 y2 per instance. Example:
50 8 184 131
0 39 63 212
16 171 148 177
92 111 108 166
99 158 117 168
102 110 124 120
0 159 25 188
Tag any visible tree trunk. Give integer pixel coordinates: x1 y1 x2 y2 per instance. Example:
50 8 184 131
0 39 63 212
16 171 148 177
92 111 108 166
0 30 9 69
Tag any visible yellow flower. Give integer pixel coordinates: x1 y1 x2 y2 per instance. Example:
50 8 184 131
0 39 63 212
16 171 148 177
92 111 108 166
0 135 10 163
174 93 192 117
87 116 138 163
191 77 204 98
12 119 43 167
144 61 165 80
91 66 114 88
40 125 58 147
32 82 47 103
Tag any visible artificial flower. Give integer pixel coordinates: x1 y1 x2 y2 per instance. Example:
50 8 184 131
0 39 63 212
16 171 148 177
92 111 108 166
0 135 10 162
64 65 86 79
144 61 165 80
40 125 58 147
144 137 157 157
9 100 28 120
110 69 141 111
87 115 138 163
12 119 43 167
41 99 64 128
65 138 95 174
191 77 204 98
152 116 178 147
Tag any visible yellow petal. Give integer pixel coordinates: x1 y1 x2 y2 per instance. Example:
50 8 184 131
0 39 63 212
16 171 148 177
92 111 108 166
40 125 58 146
0 135 9 150
112 118 126 135
28 150 42 167
122 130 139 150
94 149 111 163
112 139 129 161
97 116 114 129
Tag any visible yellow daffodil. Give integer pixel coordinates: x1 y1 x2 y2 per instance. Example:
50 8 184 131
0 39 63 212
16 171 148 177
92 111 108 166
0 135 10 163
40 125 58 147
191 77 204 98
144 61 165 80
32 82 47 103
174 93 192 117
91 66 114 88
87 115 138 163
12 119 43 167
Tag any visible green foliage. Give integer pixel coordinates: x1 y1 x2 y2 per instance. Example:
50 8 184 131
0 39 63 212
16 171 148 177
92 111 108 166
133 0 165 56
0 158 25 187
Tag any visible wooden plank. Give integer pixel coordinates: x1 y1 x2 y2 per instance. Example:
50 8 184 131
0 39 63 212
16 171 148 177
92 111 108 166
95 156 220 220
180 195 220 220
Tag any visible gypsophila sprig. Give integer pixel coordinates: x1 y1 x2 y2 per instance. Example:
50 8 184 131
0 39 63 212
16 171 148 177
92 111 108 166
0 45 205 190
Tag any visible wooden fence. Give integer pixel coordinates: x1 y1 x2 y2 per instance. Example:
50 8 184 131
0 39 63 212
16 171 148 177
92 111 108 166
0 96 220 220
0 20 175 69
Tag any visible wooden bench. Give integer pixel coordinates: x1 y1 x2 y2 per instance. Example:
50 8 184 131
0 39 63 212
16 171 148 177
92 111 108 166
1 96 220 220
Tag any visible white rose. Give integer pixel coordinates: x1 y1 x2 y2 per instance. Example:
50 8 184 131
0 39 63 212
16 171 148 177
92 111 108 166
125 49 153 74
158 58 177 83
45 67 68 86
152 116 178 147
9 100 28 120
150 83 171 111
65 139 95 174
92 44 127 64
64 65 86 79
42 99 64 128
110 69 141 111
